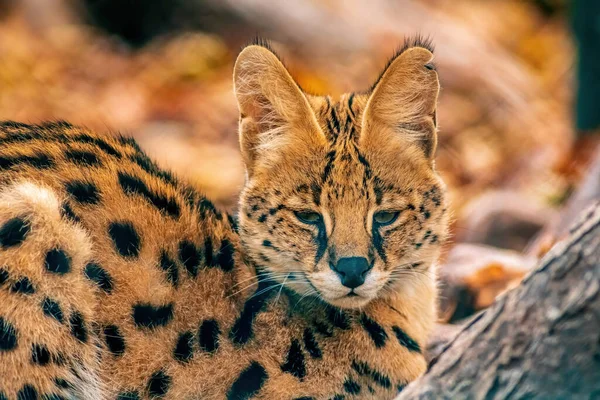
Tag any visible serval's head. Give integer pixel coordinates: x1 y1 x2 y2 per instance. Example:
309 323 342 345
235 38 448 309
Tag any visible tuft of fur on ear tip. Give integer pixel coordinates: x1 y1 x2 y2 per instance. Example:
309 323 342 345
240 37 285 64
397 34 435 55
369 35 436 92
247 36 275 50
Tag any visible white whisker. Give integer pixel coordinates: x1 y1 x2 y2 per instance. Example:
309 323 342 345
274 273 290 303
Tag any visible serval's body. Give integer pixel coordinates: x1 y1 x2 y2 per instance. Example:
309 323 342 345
0 38 448 399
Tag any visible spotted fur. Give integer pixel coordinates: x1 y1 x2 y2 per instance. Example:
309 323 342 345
0 37 448 399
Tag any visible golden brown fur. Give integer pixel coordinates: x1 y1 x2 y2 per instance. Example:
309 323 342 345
0 38 448 400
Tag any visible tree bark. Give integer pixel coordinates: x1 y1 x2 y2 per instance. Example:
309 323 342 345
398 201 600 400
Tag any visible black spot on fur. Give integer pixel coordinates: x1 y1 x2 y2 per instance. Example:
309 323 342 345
351 360 391 388
356 151 372 178
392 326 421 353
196 197 220 219
0 268 8 285
313 320 333 337
0 217 30 248
0 120 30 129
12 277 35 294
65 149 102 166
17 385 37 400
420 205 431 220
0 392 5 400
31 344 51 365
228 214 239 233
0 317 18 351
41 120 73 129
303 328 322 359
331 395 345 400
257 214 267 223
65 181 101 205
296 184 309 193
178 241 200 277
53 353 66 366
173 331 194 362
326 307 350 330
70 312 88 343
0 153 54 171
217 239 235 272
109 222 141 258
118 136 142 152
104 325 126 356
130 153 178 186
148 370 171 397
371 223 386 263
310 182 322 206
198 319 220 353
343 379 361 395
118 172 180 218
45 249 71 275
281 339 307 380
75 134 122 159
373 184 384 205
159 251 179 287
0 125 37 141
84 263 114 293
314 221 328 265
229 277 276 345
53 378 71 389
226 361 268 400
132 303 174 329
322 150 336 181
60 202 80 222
268 205 283 215
42 298 64 323
360 315 388 348
117 391 140 400
203 237 214 267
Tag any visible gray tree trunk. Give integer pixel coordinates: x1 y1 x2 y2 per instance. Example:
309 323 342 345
398 201 600 400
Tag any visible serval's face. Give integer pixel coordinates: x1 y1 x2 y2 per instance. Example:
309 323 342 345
235 41 448 309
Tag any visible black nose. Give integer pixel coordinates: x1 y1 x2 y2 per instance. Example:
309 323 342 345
333 257 371 289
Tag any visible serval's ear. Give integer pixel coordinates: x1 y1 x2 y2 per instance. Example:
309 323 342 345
361 37 439 162
234 41 324 178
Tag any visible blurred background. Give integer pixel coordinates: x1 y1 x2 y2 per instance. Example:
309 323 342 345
0 0 598 325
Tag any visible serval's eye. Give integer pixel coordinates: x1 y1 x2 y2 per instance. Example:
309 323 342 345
374 211 400 226
294 211 322 225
